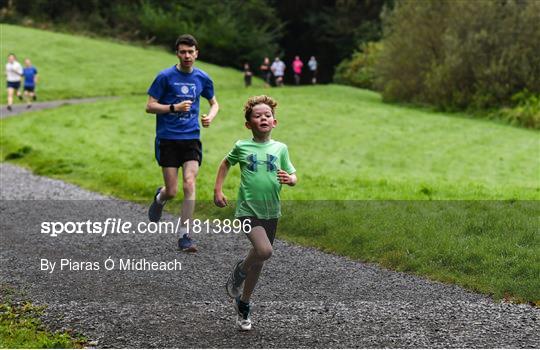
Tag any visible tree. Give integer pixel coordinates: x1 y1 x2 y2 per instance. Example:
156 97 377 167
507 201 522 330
274 0 389 83
375 0 540 110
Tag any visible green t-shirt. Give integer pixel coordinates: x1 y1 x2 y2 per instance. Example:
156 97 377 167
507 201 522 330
226 139 296 219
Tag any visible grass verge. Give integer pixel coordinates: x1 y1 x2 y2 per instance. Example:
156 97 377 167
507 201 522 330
0 287 86 348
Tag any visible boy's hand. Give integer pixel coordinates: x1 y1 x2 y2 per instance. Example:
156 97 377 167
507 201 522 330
177 100 192 112
201 114 211 128
277 170 293 185
214 190 228 207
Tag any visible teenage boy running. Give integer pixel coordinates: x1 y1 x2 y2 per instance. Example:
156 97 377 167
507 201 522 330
146 34 219 252
214 95 297 331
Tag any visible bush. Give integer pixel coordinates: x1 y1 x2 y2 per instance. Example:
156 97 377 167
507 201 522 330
375 0 540 112
333 41 382 89
494 91 540 129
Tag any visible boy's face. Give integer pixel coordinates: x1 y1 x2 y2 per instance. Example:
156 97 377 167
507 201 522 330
176 44 198 69
246 104 277 134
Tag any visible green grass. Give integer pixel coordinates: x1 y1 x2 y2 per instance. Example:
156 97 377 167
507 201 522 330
276 200 539 303
0 23 243 100
1 25 539 304
2 91 538 201
0 286 85 348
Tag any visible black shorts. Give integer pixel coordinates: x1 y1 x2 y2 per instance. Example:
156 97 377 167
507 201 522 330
239 217 278 245
24 86 35 92
155 138 202 168
7 81 20 89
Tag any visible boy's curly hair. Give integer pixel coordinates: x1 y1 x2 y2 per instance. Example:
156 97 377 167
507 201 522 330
244 95 278 121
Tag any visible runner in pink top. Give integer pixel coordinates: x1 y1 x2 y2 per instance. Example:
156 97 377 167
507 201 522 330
292 56 303 85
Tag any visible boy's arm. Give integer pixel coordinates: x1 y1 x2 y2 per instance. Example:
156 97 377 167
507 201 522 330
277 170 297 186
214 158 231 207
201 96 219 128
278 146 297 186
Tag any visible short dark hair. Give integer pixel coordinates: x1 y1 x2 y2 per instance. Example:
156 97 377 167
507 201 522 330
175 34 198 50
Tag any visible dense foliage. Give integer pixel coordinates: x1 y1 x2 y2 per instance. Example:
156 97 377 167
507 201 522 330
1 0 283 69
1 0 389 83
333 41 382 89
375 0 540 110
494 90 540 129
335 0 540 127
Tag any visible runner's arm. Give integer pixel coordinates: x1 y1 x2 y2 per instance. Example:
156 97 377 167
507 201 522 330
201 96 219 127
277 170 297 186
205 96 219 120
214 158 230 207
145 95 191 114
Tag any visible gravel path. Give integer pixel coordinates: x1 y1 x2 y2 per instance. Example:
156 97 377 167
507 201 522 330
1 97 116 119
1 162 539 348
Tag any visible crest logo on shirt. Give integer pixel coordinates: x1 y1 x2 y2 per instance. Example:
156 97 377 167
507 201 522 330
247 154 277 172
181 85 190 94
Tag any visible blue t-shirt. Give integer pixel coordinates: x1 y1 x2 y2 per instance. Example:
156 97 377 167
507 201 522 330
147 66 214 140
23 66 38 87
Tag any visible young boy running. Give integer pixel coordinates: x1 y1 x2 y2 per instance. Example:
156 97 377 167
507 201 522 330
214 95 297 331
146 34 219 252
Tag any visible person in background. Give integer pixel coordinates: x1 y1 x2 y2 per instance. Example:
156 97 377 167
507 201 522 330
5 53 23 111
243 63 253 87
270 57 285 87
22 58 39 109
259 57 272 88
308 56 318 84
292 56 303 85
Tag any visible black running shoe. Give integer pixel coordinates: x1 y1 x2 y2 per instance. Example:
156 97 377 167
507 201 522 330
148 187 164 222
178 233 198 252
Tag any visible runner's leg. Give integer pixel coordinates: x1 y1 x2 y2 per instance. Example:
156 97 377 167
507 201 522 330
160 167 179 200
7 87 14 107
241 225 273 302
180 160 199 227
24 90 31 107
